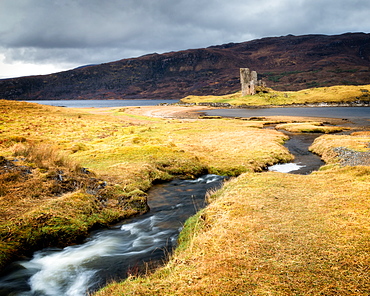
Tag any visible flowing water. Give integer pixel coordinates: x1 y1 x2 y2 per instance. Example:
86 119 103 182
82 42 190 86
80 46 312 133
0 175 226 296
268 132 325 174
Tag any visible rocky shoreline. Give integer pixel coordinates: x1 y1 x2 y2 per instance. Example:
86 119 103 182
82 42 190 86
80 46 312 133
333 147 370 167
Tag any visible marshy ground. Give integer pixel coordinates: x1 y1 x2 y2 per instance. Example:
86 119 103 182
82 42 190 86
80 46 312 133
0 98 369 295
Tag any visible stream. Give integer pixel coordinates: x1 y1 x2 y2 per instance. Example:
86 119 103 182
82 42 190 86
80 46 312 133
268 132 324 174
0 175 226 296
202 106 370 174
1 107 348 295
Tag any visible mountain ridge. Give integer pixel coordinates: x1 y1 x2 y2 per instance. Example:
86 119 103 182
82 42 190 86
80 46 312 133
1 32 370 100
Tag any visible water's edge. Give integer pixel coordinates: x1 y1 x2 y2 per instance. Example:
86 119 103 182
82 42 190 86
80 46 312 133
0 175 226 296
269 132 325 174
0 128 324 295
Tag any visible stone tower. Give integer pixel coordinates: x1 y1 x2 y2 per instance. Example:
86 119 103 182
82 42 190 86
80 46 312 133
240 68 258 96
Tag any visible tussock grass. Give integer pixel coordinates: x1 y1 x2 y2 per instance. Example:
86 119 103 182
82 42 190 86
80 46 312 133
12 143 80 171
180 84 370 106
96 167 370 295
0 145 141 268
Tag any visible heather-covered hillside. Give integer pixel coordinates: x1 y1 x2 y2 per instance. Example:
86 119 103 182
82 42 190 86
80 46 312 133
1 33 370 100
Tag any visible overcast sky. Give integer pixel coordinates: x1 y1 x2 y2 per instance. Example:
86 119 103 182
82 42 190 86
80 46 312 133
1 0 369 79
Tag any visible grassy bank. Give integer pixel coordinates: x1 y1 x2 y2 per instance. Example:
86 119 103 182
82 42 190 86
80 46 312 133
0 100 292 269
95 114 370 295
180 84 370 106
96 165 370 295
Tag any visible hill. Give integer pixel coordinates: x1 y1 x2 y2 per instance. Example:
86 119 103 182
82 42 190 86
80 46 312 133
1 32 370 100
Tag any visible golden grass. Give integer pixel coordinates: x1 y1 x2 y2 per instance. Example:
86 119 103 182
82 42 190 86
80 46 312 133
1 98 369 295
290 84 370 104
96 166 370 295
180 84 370 106
276 122 349 133
0 143 139 267
0 100 292 268
351 131 370 137
12 142 80 171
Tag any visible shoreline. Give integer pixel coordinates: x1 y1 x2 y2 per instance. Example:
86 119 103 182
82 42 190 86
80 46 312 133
118 105 369 129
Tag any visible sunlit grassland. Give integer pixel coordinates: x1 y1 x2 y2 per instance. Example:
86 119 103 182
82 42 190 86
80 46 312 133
2 99 369 295
0 100 292 268
96 166 370 295
93 105 370 294
181 84 370 106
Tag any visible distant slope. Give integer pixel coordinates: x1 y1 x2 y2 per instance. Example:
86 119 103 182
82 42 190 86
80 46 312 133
1 33 370 100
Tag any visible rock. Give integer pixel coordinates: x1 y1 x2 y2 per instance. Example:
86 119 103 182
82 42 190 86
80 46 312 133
333 147 370 166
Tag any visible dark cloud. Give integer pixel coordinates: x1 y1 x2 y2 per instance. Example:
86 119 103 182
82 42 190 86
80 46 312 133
0 0 369 78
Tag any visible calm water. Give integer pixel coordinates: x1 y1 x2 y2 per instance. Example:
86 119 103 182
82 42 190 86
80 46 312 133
27 101 369 125
25 99 177 108
203 107 370 120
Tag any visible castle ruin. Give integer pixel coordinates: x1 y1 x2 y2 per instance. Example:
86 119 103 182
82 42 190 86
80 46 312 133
240 68 265 96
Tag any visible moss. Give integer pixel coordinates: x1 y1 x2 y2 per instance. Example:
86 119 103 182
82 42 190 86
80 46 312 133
176 211 205 252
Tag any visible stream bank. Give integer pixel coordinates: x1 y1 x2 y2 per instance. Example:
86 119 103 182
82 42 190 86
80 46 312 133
268 132 325 174
0 127 321 295
0 175 226 296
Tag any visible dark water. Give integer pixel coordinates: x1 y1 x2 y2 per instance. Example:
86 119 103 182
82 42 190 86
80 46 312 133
24 99 177 108
268 132 325 174
0 175 225 296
